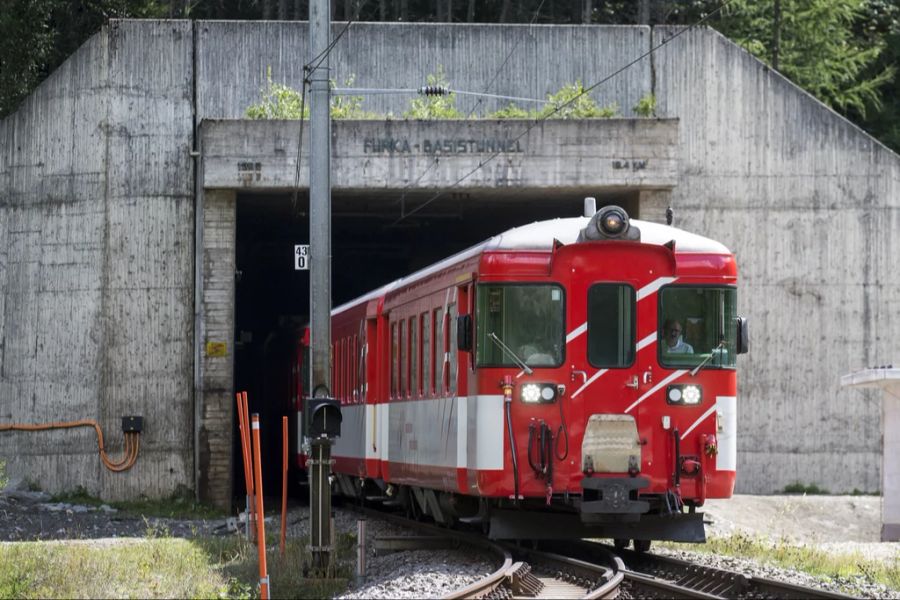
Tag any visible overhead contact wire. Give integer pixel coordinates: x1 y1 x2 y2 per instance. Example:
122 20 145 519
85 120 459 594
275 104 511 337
392 0 548 217
391 0 736 226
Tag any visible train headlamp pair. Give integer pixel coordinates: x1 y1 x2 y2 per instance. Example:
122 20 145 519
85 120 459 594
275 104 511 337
666 384 703 405
520 383 558 404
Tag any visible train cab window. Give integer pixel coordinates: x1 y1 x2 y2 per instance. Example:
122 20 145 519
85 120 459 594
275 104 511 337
476 284 565 368
659 286 737 369
448 303 458 396
587 284 636 368
422 312 432 396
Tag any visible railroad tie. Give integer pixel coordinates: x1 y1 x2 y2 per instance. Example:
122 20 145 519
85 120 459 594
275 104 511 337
505 562 544 597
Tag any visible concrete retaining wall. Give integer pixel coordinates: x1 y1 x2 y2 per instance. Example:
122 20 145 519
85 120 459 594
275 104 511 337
1 20 896 499
0 21 196 500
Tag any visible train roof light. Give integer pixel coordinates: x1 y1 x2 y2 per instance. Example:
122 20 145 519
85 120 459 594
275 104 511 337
578 204 641 242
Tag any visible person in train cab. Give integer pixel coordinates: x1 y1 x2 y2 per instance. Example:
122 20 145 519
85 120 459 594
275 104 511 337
662 319 694 354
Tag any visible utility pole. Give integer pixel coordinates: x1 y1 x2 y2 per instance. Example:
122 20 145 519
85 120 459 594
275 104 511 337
307 0 337 576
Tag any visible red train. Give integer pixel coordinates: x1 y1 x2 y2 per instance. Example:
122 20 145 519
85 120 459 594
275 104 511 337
295 203 747 545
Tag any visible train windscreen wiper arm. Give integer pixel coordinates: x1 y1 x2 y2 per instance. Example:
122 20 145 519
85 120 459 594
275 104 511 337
690 339 726 377
488 332 533 376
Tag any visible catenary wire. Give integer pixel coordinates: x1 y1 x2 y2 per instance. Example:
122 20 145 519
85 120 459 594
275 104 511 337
391 0 548 216
306 17 354 74
389 0 737 226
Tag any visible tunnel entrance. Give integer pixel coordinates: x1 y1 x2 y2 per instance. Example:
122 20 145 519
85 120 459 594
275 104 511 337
230 188 641 501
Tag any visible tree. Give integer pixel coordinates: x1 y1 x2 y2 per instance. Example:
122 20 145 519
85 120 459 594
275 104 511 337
0 0 55 116
716 0 894 119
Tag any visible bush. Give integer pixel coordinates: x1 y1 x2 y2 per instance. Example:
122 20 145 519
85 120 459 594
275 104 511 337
246 68 378 120
633 93 656 117
536 81 619 119
487 102 531 119
782 481 830 495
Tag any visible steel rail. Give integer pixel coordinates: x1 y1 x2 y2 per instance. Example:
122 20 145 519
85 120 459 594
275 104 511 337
348 506 513 599
350 505 622 599
550 539 856 599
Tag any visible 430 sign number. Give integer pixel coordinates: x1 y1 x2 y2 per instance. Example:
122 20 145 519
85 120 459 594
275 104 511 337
294 245 309 271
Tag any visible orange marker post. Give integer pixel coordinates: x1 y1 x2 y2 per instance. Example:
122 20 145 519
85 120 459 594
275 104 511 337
243 392 257 543
236 392 256 543
251 413 269 599
280 415 288 556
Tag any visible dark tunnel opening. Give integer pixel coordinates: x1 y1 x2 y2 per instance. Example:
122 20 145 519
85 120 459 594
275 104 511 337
231 189 639 500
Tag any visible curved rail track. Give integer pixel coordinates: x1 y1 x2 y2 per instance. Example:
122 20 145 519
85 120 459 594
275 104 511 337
351 505 857 599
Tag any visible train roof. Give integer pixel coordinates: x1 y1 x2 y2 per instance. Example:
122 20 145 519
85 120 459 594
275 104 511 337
333 217 731 315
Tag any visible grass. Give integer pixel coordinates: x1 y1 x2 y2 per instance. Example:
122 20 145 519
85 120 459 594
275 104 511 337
665 532 900 592
51 487 226 520
0 530 355 599
781 482 830 495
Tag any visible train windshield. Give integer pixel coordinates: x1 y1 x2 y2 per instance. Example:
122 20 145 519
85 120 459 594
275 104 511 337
476 284 565 368
659 286 737 369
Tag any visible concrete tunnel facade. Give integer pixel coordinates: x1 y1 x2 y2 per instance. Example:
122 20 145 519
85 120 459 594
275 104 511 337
0 20 897 507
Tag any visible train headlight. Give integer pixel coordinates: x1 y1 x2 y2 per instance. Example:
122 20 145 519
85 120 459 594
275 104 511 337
682 385 702 404
599 209 626 235
520 383 558 404
666 384 703 405
595 205 630 238
521 384 541 403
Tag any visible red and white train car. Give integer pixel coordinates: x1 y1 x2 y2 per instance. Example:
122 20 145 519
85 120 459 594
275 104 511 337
302 204 747 544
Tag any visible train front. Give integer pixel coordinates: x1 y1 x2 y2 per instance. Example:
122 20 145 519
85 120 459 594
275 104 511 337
476 206 748 543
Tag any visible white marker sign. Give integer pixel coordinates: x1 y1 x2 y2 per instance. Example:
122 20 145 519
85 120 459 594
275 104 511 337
294 245 310 270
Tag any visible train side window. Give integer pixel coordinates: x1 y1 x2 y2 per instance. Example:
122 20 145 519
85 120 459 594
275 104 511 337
400 319 408 398
342 337 348 402
434 307 444 396
587 284 636 368
410 316 419 397
422 311 432 397
391 322 398 399
351 335 358 403
448 302 458 396
331 342 337 400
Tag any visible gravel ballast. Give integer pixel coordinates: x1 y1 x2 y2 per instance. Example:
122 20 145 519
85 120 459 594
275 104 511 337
1 482 897 598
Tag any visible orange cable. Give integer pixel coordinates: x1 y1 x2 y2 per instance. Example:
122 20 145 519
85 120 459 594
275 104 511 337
0 420 140 473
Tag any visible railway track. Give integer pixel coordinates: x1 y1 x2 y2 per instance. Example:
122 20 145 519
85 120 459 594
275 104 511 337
352 506 857 599
542 539 858 599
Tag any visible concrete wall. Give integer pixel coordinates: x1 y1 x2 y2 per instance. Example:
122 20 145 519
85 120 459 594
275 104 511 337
200 118 679 191
195 22 652 120
654 27 899 493
2 19 897 499
198 189 236 507
0 21 196 500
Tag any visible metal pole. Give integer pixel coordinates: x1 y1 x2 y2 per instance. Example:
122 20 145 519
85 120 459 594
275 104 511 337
356 519 367 584
309 0 334 575
309 0 332 394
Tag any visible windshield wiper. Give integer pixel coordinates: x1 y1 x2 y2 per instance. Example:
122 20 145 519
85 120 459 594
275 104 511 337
488 332 533 376
690 339 726 377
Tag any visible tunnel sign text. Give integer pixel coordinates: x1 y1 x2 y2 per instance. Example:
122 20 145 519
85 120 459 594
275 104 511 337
295 245 309 270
